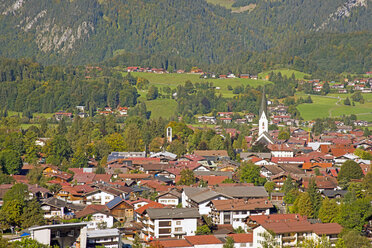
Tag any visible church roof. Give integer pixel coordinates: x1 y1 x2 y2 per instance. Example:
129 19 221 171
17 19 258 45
256 131 275 145
259 88 268 119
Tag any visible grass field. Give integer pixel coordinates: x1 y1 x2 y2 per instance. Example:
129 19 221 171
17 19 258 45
145 98 177 119
296 93 372 121
258 69 310 80
123 72 270 98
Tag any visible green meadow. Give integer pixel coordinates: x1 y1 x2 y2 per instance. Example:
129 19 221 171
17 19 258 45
296 93 372 121
145 99 177 119
123 71 270 98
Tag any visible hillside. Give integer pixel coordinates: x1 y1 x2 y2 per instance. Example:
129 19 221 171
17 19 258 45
0 0 371 73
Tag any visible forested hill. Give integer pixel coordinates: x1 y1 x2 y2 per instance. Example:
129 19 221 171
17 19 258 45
0 0 371 73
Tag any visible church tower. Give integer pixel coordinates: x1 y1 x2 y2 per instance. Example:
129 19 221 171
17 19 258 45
256 87 274 144
258 88 268 136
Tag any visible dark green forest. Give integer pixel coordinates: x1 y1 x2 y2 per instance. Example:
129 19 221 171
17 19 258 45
0 0 371 73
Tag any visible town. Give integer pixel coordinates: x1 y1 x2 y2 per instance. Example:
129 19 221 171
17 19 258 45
0 87 371 248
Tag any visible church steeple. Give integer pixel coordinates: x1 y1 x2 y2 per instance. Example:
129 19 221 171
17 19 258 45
258 87 269 137
259 87 268 119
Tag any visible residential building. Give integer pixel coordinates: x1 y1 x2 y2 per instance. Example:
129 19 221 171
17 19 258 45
140 208 200 240
209 198 273 230
86 229 121 248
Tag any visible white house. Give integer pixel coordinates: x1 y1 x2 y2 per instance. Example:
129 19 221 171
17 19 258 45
209 198 272 230
86 228 121 248
145 208 200 239
85 188 125 205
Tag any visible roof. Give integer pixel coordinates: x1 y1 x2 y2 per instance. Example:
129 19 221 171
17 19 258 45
157 239 193 248
259 87 268 119
106 196 125 209
135 202 165 215
214 185 268 198
29 222 88 231
185 235 223 245
87 228 120 238
312 223 343 235
75 205 109 218
194 150 229 157
321 190 347 198
227 233 253 243
146 208 200 219
211 198 273 211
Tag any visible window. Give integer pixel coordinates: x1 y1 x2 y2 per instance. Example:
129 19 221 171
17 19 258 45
241 243 246 247
175 227 182 232
176 221 181 225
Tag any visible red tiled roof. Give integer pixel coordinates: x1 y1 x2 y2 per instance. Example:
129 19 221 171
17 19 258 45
75 204 109 218
135 202 165 215
302 163 332 170
227 233 253 243
198 175 228 186
311 223 343 235
185 235 223 245
157 239 192 248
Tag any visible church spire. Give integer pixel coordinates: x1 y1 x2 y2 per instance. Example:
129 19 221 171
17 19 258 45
259 87 267 119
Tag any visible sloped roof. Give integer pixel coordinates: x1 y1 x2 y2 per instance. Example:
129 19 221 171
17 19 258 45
211 198 273 211
157 239 193 248
227 233 253 243
147 208 200 219
214 185 268 198
185 235 223 245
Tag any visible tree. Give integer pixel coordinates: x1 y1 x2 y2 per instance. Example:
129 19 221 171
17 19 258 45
278 131 290 140
337 198 372 231
264 181 276 198
10 238 50 248
234 226 245 233
239 162 266 186
259 230 280 248
307 179 322 217
21 199 45 228
177 169 195 186
45 135 72 165
337 230 371 248
0 149 22 175
338 160 364 188
301 236 331 248
0 199 24 229
132 233 142 248
318 198 339 223
322 82 330 95
196 225 211 235
292 192 314 218
149 137 163 152
106 133 126 151
146 86 159 100
123 123 144 152
363 127 370 137
223 237 234 248
343 97 351 105
168 140 187 157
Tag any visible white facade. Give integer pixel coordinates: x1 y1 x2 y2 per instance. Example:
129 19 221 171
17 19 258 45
154 218 197 238
87 213 114 230
258 113 268 136
213 209 270 230
158 196 179 206
86 191 117 205
271 150 294 158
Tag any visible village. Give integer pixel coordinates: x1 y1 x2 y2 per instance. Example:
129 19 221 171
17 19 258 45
0 89 371 248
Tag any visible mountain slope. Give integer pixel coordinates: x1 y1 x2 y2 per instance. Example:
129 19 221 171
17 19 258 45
0 0 371 73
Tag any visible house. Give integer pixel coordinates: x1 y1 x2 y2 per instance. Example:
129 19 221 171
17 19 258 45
209 198 273 230
40 197 84 219
28 222 88 247
269 144 294 158
86 228 122 248
76 205 115 230
220 117 232 124
182 187 231 215
156 189 182 207
117 107 128 116
106 196 134 222
249 214 342 247
193 150 229 161
54 111 73 121
140 208 200 240
85 187 128 205
198 116 217 124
